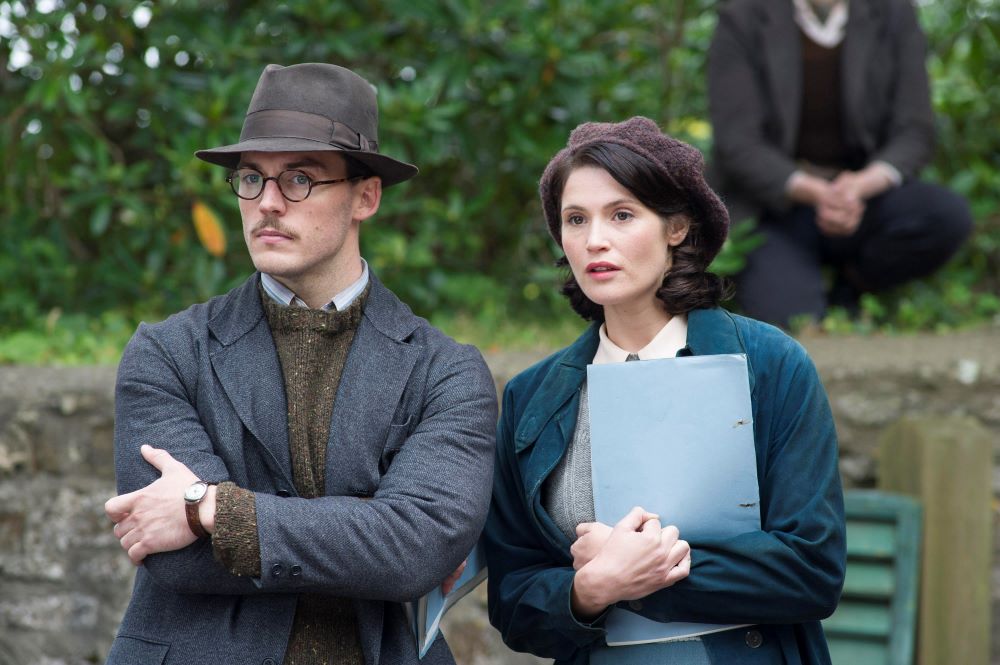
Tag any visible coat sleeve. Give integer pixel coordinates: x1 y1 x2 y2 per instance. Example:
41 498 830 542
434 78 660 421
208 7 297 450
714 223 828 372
115 322 497 600
868 0 936 177
483 384 607 660
707 4 800 213
630 338 846 625
114 323 267 595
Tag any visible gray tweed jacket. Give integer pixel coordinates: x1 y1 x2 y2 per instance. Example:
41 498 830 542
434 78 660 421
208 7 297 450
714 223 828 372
106 273 497 665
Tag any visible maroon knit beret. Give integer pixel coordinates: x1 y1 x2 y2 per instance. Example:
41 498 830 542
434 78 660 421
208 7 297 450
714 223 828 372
538 116 729 261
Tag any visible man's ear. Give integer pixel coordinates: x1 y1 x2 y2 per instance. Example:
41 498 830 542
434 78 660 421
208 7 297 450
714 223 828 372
353 177 382 222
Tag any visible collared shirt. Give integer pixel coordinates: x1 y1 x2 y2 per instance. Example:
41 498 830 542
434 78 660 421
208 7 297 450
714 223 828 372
592 314 688 365
784 0 902 192
793 0 848 48
260 259 369 311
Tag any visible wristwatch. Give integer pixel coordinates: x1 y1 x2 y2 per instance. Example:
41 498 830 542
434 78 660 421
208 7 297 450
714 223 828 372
184 480 217 539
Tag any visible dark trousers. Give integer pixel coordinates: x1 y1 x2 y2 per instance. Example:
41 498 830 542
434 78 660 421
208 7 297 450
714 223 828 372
736 180 973 328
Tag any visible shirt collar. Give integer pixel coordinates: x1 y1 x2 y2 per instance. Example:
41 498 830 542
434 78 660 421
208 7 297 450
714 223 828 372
793 0 849 48
592 314 688 365
260 259 369 311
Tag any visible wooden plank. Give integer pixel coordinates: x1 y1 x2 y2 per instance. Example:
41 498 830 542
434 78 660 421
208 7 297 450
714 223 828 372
828 637 889 665
841 561 894 598
878 416 992 665
844 520 896 559
824 600 891 637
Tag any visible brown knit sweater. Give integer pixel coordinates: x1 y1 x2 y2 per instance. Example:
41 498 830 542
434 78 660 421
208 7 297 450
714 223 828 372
211 284 370 665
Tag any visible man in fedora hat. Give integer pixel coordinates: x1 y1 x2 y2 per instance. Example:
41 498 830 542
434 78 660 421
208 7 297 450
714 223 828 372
103 63 496 665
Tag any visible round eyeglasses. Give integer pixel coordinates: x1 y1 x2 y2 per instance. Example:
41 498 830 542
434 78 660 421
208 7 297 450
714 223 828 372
226 168 359 202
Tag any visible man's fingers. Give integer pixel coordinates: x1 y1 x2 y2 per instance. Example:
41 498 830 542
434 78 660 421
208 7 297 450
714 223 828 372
441 559 467 595
105 492 138 521
127 542 147 566
141 444 175 471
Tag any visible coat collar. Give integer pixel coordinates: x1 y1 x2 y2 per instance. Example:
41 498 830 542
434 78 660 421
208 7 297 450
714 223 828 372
205 272 422 489
514 308 755 454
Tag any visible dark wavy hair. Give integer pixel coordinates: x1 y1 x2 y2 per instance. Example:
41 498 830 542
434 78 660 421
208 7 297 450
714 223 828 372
549 142 731 322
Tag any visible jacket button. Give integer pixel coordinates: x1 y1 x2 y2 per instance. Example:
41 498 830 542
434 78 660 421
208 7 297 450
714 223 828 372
276 489 291 497
290 565 302 577
745 630 763 648
263 659 276 665
628 600 643 611
271 563 283 578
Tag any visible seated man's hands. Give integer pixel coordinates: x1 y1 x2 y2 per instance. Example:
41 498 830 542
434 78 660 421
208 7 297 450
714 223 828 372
105 445 210 565
816 177 865 238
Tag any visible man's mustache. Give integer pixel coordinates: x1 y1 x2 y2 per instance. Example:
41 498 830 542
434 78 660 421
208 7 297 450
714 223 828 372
251 216 295 238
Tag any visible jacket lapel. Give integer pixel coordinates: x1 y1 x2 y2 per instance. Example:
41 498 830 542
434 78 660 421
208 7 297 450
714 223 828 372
762 0 803 153
208 275 294 488
841 0 879 150
515 326 598 505
325 276 419 494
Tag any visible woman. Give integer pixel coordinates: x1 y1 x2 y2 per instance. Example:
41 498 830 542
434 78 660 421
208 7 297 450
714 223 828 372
484 117 845 664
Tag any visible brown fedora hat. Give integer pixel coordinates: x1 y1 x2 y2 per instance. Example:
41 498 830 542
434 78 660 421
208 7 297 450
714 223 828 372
195 63 418 187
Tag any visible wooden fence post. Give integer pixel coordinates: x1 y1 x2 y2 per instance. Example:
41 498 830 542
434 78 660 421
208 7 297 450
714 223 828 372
877 415 993 665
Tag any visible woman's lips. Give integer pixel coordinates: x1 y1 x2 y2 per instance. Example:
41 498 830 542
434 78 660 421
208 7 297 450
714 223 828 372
586 262 620 280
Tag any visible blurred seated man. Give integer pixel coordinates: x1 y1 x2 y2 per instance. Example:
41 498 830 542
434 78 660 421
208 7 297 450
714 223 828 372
707 0 972 328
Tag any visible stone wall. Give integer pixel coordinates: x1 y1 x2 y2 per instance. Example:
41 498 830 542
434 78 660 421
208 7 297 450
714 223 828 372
0 329 997 665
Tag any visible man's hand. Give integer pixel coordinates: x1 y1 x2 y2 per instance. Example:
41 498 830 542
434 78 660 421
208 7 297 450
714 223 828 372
441 559 467 595
105 445 203 565
816 178 865 238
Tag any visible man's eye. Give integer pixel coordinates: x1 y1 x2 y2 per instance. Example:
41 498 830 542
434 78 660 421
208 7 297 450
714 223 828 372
291 174 311 186
242 173 261 185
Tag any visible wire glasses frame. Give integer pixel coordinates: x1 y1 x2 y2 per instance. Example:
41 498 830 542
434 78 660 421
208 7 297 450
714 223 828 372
226 168 360 202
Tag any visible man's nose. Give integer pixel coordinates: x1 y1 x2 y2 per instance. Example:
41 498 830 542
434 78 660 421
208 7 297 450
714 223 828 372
257 178 286 214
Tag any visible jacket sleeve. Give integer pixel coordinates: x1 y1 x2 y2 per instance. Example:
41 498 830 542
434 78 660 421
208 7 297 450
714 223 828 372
483 384 607 660
114 323 267 595
868 0 936 177
632 339 846 625
707 5 800 213
115 323 497 600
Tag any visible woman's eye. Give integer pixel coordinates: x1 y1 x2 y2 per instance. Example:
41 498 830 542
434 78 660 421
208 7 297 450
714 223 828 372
564 214 585 226
613 210 633 222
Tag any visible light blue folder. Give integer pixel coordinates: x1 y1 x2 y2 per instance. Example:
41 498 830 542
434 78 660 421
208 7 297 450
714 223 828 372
408 539 488 658
587 354 760 646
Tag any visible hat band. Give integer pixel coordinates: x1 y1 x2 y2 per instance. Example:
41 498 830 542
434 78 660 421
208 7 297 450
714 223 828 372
240 109 378 153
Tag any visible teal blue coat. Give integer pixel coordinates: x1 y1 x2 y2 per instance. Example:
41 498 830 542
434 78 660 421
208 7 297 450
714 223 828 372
484 308 845 664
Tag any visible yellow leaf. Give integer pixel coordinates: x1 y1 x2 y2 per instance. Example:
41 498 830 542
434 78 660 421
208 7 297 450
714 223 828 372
191 201 226 257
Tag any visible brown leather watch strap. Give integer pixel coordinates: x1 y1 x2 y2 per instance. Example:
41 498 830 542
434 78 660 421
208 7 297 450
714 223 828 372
184 481 217 539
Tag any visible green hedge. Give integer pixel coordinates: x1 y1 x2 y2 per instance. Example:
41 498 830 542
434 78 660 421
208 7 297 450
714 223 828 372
3 0 998 333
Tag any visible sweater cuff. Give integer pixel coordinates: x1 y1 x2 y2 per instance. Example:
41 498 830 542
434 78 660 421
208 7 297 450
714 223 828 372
211 481 262 577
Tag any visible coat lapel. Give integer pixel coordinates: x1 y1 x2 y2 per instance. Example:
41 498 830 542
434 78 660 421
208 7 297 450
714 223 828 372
841 0 879 150
515 326 598 504
208 275 294 488
325 276 420 494
762 0 803 152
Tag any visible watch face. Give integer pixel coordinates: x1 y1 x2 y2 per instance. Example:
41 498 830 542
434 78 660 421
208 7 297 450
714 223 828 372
184 481 207 502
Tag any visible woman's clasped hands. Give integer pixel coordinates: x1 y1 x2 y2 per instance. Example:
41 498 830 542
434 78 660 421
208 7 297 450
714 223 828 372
569 506 691 620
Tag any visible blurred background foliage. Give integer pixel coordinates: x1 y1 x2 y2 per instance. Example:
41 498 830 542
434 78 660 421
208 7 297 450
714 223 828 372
1 0 998 363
